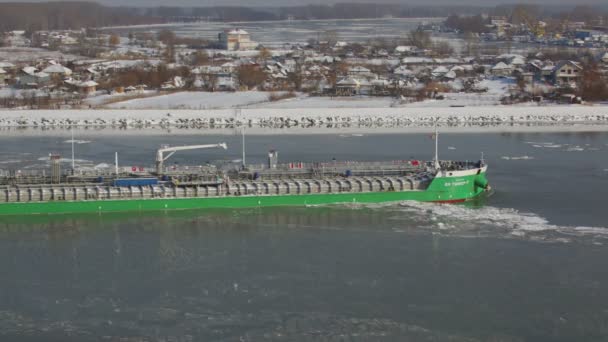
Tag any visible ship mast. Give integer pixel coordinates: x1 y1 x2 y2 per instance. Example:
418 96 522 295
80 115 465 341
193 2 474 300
434 119 440 170
241 127 246 169
71 126 75 172
115 152 119 175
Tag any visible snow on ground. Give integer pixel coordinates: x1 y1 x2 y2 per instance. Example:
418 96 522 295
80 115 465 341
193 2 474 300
404 93 503 107
0 88 51 99
0 47 84 63
476 78 517 95
104 90 503 110
84 91 159 107
105 91 285 110
249 95 401 109
402 78 514 107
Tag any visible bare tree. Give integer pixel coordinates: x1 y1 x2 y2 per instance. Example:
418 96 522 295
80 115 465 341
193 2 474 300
204 74 218 91
191 50 209 66
236 64 266 90
108 34 120 47
158 29 176 63
464 31 479 56
320 30 339 46
408 28 432 50
258 47 272 62
579 62 608 101
432 41 454 57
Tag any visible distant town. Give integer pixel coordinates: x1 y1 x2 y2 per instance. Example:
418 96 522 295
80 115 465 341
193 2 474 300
0 2 607 110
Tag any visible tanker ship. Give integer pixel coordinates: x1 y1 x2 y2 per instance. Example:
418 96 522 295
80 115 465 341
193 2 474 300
0 133 489 216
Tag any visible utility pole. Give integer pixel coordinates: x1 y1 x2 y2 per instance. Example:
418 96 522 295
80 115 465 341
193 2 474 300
71 126 75 172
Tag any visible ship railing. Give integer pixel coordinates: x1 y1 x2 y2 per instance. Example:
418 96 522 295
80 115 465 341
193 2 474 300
438 160 483 170
246 160 426 172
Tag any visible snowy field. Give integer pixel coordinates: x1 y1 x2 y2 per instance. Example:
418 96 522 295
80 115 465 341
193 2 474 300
404 93 503 107
103 79 513 110
248 96 401 109
105 91 286 110
0 47 83 63
83 91 159 107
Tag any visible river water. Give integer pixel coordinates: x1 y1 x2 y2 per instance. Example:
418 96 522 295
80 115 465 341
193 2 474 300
110 18 441 46
1 130 608 341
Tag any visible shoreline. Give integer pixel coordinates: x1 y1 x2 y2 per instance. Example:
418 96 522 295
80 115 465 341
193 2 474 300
1 107 608 131
2 123 608 137
100 17 444 30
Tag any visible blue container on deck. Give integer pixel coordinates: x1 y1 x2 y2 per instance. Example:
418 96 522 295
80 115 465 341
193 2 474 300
113 178 158 187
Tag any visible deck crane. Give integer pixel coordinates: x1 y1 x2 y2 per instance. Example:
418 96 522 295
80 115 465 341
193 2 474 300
156 143 228 174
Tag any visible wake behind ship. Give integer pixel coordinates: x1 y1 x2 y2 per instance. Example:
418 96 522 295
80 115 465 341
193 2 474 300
0 136 489 216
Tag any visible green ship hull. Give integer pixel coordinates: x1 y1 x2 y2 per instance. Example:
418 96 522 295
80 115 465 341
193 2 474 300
0 169 488 216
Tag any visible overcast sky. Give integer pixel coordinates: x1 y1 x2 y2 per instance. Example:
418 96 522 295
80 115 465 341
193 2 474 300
0 0 606 6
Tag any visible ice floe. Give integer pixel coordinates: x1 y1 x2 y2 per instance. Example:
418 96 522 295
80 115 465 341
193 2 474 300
394 201 608 241
500 155 534 160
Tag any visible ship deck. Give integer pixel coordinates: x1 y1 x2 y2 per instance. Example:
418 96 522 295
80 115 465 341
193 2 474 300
0 160 481 204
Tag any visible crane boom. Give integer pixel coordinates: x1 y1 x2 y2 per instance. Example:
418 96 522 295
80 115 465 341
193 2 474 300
156 143 227 174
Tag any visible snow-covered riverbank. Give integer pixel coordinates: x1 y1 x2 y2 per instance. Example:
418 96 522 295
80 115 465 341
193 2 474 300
1 106 608 130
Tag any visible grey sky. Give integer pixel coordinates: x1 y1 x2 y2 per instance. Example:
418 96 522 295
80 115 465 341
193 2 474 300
0 0 606 6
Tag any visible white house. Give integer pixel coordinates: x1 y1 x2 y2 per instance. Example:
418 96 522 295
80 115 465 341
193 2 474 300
393 66 415 79
491 62 513 77
42 64 73 77
431 66 449 78
18 67 50 88
395 46 415 54
551 61 583 86
218 29 258 51
0 62 16 70
76 80 98 94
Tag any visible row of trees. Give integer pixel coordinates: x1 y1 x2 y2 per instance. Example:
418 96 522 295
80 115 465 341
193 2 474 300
139 4 490 22
0 2 162 32
406 29 454 57
579 62 608 101
444 15 490 34
0 91 85 109
97 64 190 90
445 5 608 36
